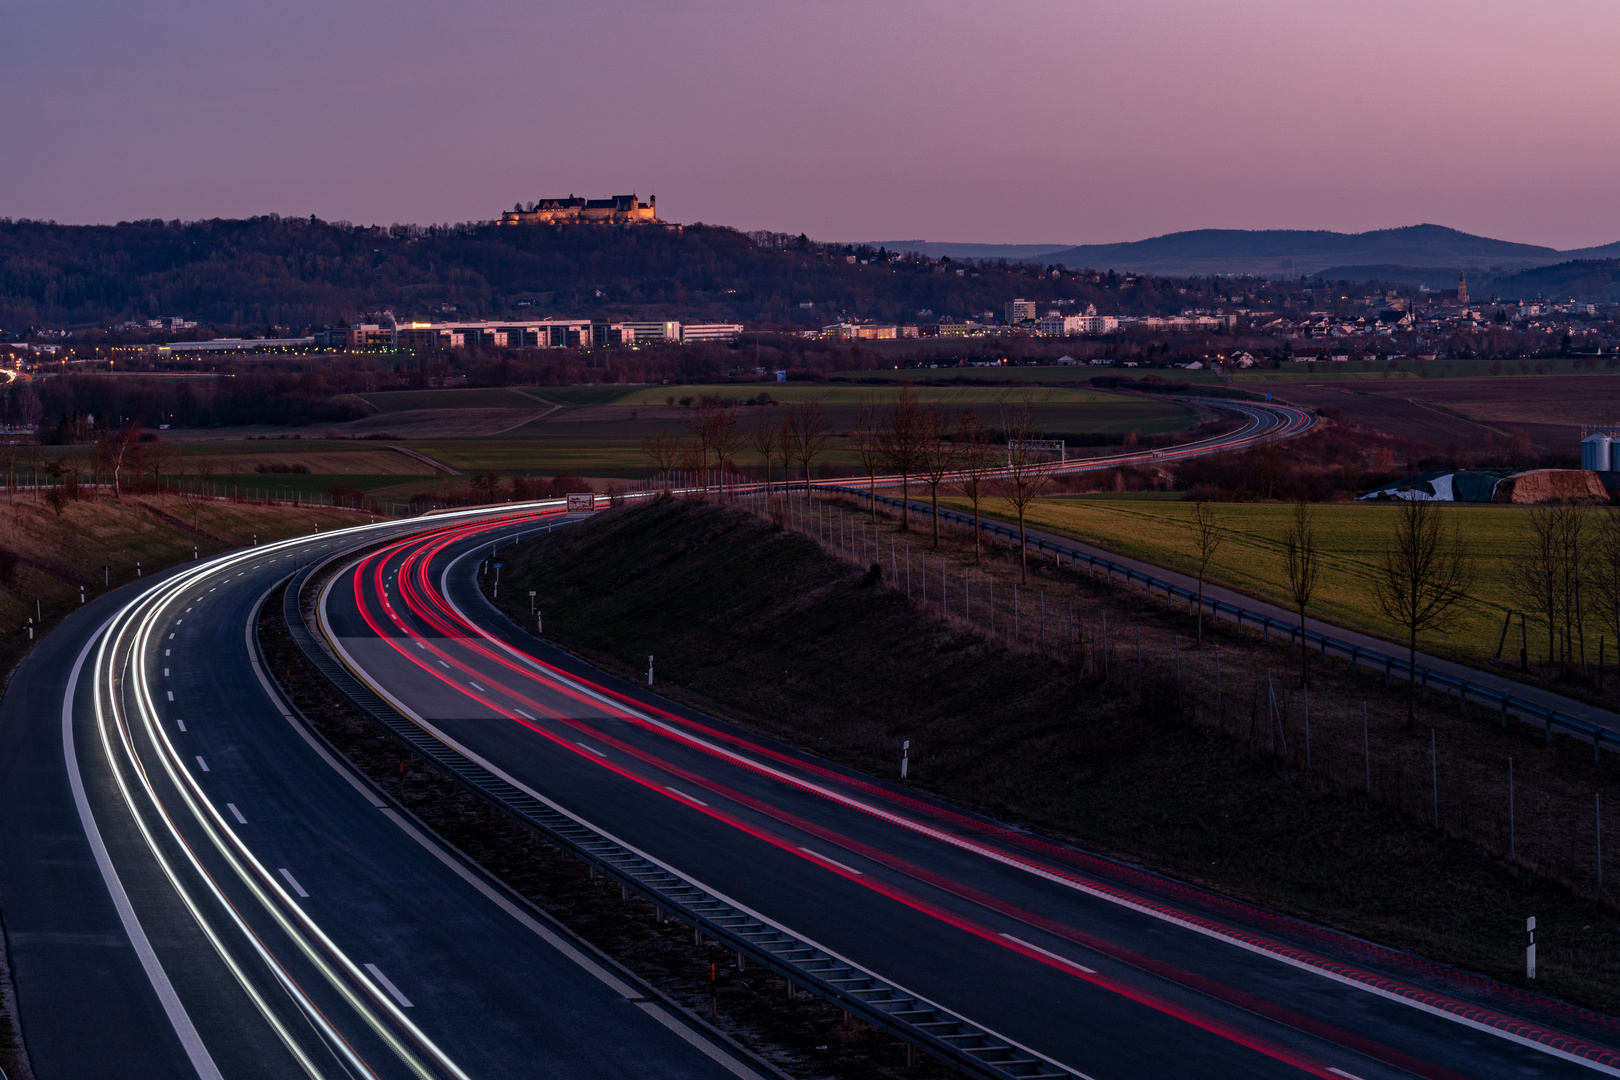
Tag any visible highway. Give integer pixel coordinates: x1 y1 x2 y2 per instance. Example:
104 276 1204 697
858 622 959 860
0 509 774 1080
316 508 1620 1080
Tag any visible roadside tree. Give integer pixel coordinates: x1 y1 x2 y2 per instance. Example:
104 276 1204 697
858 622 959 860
1282 500 1321 688
1188 501 1223 646
1374 499 1475 730
917 407 957 548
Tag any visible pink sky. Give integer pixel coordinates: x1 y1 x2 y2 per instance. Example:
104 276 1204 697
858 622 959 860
4 0 1618 248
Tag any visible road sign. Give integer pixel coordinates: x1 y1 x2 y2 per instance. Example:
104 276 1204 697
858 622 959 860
566 493 596 513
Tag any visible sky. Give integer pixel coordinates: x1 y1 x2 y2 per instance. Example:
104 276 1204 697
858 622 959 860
3 0 1619 248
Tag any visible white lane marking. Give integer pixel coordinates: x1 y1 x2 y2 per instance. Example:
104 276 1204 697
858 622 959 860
176 719 187 732
175 619 183 624
576 741 606 757
185 607 192 612
278 868 309 898
226 803 247 824
1001 933 1097 973
1329 1070 1369 1080
168 633 174 639
468 681 485 692
798 847 864 876
165 649 170 656
166 690 174 701
437 660 449 669
667 786 708 806
514 708 536 720
414 642 425 650
62 618 224 1080
364 964 413 1008
195 756 210 772
164 668 170 677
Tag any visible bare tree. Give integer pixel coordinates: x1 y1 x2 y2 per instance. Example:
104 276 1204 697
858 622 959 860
996 395 1058 583
1189 501 1224 645
784 399 831 500
879 387 924 530
848 400 884 522
708 404 744 496
955 411 995 563
1282 500 1321 688
746 414 781 495
1374 499 1475 730
1594 506 1620 683
1517 505 1561 665
1556 508 1590 670
916 406 957 548
640 429 682 489
193 456 216 527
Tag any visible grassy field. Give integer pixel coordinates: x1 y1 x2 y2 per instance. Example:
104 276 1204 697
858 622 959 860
956 496 1552 668
359 388 543 412
110 384 1199 485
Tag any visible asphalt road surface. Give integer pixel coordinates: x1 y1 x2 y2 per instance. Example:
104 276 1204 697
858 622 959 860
0 508 772 1080
318 509 1620 1080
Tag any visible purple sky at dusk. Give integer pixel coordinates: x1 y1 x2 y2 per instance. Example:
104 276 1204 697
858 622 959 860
4 0 1618 248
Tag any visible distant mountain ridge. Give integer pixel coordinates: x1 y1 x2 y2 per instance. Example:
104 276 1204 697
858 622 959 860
866 225 1620 278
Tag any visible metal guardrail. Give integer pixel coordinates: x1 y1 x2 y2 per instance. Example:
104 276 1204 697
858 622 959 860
841 488 1620 759
280 552 1082 1080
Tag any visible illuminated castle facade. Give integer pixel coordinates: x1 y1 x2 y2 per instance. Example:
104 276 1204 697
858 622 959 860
497 193 662 226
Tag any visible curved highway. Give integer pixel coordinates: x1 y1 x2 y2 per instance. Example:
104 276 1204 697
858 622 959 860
0 508 772 1079
315 508 1620 1080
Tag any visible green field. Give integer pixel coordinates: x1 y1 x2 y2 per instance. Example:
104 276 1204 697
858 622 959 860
954 496 1551 666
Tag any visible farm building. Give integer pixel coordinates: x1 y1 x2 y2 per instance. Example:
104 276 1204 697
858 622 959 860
1359 469 1613 504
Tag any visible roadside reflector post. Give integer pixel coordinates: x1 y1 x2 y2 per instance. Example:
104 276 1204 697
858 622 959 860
901 739 910 780
529 589 537 613
647 655 654 686
1527 916 1537 979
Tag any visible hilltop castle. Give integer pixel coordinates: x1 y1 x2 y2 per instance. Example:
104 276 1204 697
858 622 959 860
497 193 663 227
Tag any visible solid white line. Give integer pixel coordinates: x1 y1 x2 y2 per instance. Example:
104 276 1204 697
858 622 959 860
277 869 309 898
194 756 209 773
667 786 709 806
226 803 246 824
62 619 224 1080
576 741 606 757
364 963 413 1008
798 847 863 876
1001 933 1097 973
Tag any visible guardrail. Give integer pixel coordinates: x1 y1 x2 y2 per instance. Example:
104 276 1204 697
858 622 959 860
835 487 1620 759
283 539 1083 1080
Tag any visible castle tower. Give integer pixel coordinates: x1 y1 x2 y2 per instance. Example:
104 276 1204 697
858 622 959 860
1457 271 1469 306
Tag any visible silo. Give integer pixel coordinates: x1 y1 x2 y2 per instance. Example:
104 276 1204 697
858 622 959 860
1582 431 1612 472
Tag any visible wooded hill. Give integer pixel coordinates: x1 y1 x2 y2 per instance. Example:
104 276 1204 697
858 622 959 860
0 215 1323 333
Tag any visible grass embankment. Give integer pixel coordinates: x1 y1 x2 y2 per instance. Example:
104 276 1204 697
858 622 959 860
489 495 1620 1017
959 496 1595 676
0 492 366 688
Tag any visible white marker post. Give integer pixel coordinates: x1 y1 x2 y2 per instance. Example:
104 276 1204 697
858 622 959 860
901 740 910 780
647 655 654 686
1527 916 1537 979
529 589 537 613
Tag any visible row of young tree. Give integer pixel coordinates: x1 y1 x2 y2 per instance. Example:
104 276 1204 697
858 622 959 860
640 390 1064 579
1516 505 1620 678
